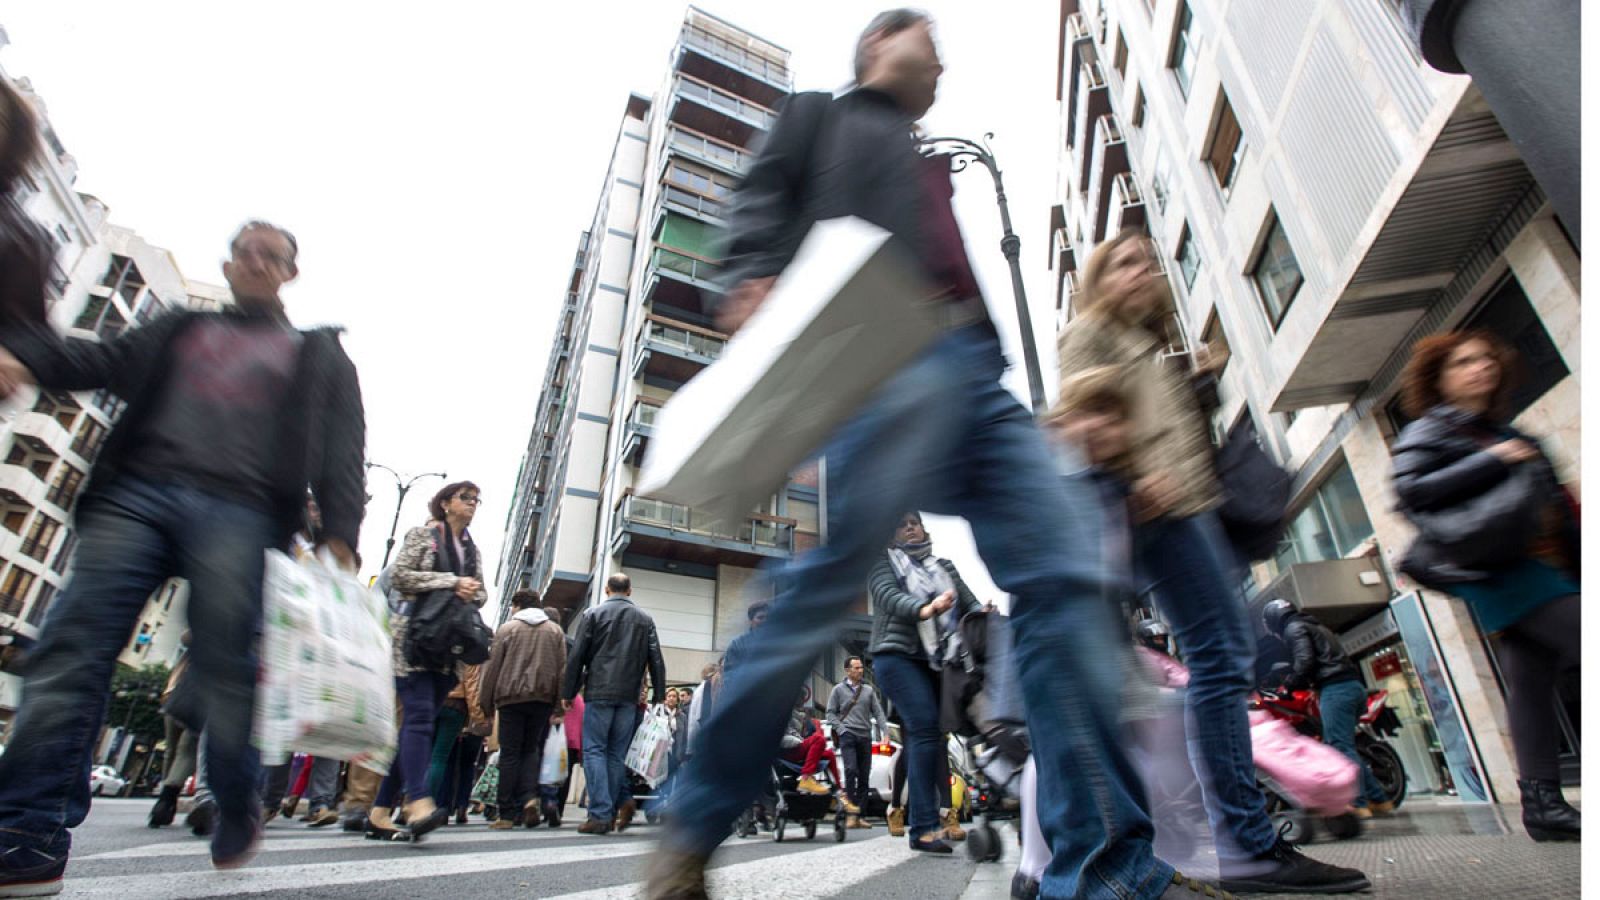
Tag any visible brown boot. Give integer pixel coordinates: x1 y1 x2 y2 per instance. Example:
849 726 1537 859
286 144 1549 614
887 807 906 837
615 799 637 833
645 847 709 900
941 808 966 841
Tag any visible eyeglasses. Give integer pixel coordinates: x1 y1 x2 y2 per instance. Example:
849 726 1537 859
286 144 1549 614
457 494 482 506
233 245 294 270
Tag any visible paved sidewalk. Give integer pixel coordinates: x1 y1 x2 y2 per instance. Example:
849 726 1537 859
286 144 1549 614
959 797 1581 898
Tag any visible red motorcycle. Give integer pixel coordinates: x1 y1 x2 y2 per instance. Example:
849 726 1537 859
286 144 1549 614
1252 679 1408 811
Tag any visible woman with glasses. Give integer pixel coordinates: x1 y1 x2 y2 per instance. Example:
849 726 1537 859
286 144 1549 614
368 481 488 841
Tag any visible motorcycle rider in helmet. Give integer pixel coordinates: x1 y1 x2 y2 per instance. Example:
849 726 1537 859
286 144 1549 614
1136 618 1173 656
1262 599 1394 819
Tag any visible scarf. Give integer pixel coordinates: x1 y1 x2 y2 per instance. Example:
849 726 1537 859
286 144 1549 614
887 545 959 671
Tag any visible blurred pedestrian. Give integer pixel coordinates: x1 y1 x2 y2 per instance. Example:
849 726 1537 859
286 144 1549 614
0 220 366 892
480 590 567 829
147 633 200 829
0 77 51 331
426 661 488 826
1059 228 1368 893
1391 330 1580 842
563 574 666 835
368 481 487 841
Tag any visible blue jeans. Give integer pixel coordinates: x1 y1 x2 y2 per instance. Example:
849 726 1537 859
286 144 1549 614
873 653 943 839
667 326 1172 899
582 701 636 823
374 671 455 808
1135 512 1277 860
1318 679 1387 806
0 477 275 855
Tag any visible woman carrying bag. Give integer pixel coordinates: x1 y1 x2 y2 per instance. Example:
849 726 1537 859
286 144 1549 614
1391 330 1580 842
368 481 488 841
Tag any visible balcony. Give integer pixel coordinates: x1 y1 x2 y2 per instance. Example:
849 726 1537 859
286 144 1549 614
0 462 46 508
657 183 724 228
667 127 752 179
1062 12 1097 135
1105 171 1146 239
1086 115 1129 243
670 74 776 149
10 413 70 456
612 493 795 568
676 24 790 108
644 244 723 320
621 399 661 467
1073 63 1110 187
633 314 727 386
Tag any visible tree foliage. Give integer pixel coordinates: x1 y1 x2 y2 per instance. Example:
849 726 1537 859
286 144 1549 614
106 663 170 744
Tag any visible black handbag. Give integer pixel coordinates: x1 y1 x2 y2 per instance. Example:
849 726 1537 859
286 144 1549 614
1404 458 1552 572
402 525 492 670
1214 418 1291 563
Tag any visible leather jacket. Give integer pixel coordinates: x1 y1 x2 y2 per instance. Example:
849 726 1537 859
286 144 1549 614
562 595 667 705
1280 614 1360 690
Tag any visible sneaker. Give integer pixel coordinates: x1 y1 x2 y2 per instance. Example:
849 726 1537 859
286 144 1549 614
910 833 953 854
644 847 708 900
306 807 339 828
1219 839 1371 894
796 776 830 796
1160 870 1236 899
0 845 66 898
886 807 906 837
281 797 300 819
187 799 218 837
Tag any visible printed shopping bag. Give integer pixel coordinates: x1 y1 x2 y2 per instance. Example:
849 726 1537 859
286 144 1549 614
625 708 673 787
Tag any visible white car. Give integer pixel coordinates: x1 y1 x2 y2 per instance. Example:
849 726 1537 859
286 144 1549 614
90 765 126 797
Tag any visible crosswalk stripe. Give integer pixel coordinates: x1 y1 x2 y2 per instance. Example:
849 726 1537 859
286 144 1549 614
543 832 936 900
79 826 586 860
62 840 654 898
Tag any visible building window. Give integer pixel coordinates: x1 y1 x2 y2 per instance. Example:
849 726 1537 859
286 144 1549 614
25 582 56 626
19 513 60 562
1113 29 1129 79
1204 92 1245 191
46 464 85 509
1274 461 1375 570
0 566 37 617
1202 310 1231 378
1251 214 1303 327
1176 224 1201 290
1151 148 1171 214
1170 2 1198 97
52 532 78 576
2 507 27 535
71 418 109 460
1131 85 1146 127
1462 274 1570 421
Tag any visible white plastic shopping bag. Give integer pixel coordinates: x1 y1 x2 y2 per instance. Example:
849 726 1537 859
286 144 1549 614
625 707 673 787
540 722 567 786
254 549 397 772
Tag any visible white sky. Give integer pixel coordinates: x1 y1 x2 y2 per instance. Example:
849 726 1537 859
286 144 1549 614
2 1 1068 602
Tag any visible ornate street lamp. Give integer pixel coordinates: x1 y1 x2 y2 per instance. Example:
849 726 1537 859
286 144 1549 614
919 132 1047 414
365 463 447 570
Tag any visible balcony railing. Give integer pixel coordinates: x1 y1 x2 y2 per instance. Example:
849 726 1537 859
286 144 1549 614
1067 11 1091 42
650 246 721 285
668 127 751 174
641 315 727 362
660 185 724 222
674 74 777 129
680 25 790 85
617 494 796 553
631 400 661 430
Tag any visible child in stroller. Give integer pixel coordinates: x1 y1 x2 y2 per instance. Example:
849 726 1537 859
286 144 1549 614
734 689 849 843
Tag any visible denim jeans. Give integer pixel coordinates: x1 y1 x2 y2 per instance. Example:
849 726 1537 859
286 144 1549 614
374 671 455 808
0 477 275 856
582 701 635 823
1135 512 1277 860
666 325 1173 898
1318 679 1386 806
872 652 942 839
263 756 340 812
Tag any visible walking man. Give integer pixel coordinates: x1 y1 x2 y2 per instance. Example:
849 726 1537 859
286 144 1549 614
825 657 886 827
481 589 568 829
0 220 366 894
563 574 666 835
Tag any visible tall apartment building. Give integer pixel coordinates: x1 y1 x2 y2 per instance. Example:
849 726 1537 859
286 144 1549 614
1050 0 1579 805
496 8 831 686
0 44 227 728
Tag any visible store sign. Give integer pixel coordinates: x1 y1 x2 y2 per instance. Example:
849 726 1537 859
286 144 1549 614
1371 650 1403 679
1389 592 1490 803
1340 608 1400 655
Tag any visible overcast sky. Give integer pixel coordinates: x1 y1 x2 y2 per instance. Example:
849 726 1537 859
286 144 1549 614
2 1 1068 602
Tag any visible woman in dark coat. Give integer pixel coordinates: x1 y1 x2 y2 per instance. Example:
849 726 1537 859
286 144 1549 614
1390 329 1579 842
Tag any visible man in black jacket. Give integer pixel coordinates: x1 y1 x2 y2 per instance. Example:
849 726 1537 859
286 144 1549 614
0 221 365 892
562 573 666 835
1263 599 1394 817
649 10 1258 899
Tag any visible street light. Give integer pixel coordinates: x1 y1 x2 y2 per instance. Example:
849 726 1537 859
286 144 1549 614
918 132 1047 414
365 463 448 570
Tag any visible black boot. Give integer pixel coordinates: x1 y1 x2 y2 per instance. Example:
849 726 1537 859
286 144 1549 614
1520 779 1581 842
148 785 180 828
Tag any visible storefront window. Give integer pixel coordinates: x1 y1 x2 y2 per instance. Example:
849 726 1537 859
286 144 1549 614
1273 461 1374 570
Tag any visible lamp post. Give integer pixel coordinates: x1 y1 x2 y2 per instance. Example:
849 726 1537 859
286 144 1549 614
918 132 1047 414
365 463 447 570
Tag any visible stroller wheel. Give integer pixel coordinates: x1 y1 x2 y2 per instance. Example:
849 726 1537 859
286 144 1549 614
773 816 786 842
804 820 817 840
967 824 1000 863
834 818 847 843
1321 812 1363 841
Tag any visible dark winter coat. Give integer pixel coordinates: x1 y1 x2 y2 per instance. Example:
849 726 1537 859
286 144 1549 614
562 595 667 706
867 553 980 659
1277 613 1360 691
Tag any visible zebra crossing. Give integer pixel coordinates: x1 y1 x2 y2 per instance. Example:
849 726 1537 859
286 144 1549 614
60 799 984 899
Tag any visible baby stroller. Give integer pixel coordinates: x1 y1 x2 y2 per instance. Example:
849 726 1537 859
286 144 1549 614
940 609 1030 863
766 753 848 843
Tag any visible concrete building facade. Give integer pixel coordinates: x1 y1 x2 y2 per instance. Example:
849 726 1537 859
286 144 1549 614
496 8 826 687
1051 0 1579 806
